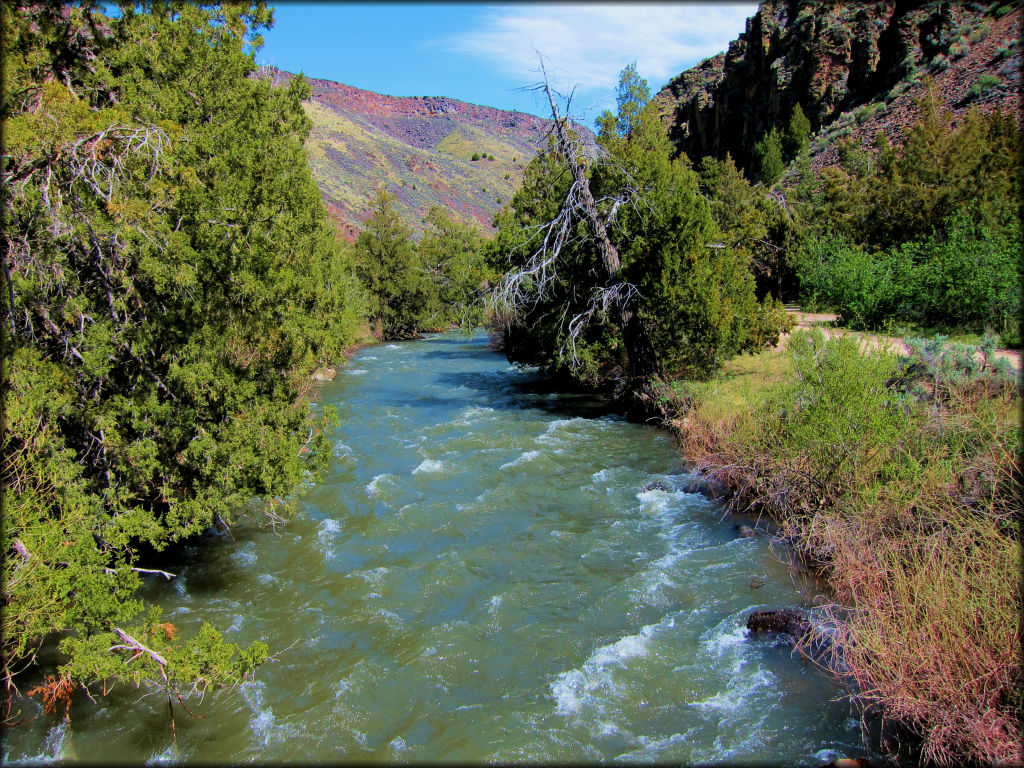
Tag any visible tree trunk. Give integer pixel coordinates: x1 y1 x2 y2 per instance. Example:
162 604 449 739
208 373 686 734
540 74 661 411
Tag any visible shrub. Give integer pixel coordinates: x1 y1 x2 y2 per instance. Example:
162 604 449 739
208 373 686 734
471 152 480 161
968 73 1002 99
993 42 1014 60
796 236 914 329
676 330 1021 765
906 209 1020 337
854 102 881 124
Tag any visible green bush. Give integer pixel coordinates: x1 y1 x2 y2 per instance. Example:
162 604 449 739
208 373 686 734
796 237 913 329
906 209 1020 339
796 211 1020 339
969 73 1002 99
754 127 784 186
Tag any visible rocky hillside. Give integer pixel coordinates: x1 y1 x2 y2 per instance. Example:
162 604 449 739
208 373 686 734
654 1 1021 174
267 68 565 240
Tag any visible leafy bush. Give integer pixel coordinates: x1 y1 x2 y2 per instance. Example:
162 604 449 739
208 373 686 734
797 211 1020 340
904 209 1020 339
854 102 881 124
993 41 1014 60
796 237 913 329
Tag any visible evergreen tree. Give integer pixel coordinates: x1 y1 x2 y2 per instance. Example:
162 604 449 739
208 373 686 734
698 153 800 300
783 102 812 161
417 207 490 328
2 1 366 712
353 187 429 339
754 127 784 186
496 65 788 392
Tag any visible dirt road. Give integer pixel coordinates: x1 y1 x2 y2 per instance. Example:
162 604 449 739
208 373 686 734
782 310 1022 371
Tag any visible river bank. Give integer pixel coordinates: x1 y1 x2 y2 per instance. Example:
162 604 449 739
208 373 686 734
656 328 1021 766
2 331 870 764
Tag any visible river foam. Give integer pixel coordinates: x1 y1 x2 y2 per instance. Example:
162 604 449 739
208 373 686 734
412 459 444 474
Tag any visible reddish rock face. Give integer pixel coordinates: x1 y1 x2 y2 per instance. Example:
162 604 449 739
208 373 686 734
654 1 1021 175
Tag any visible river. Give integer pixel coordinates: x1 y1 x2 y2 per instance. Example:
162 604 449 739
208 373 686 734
4 330 867 764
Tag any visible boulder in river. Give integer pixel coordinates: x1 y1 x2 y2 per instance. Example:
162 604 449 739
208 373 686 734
746 608 812 643
642 479 673 492
312 366 337 381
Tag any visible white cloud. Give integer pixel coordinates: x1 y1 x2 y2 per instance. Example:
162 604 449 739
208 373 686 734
444 3 757 96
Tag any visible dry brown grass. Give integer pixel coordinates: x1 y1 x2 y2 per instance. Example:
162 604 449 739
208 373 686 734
670 330 1022 765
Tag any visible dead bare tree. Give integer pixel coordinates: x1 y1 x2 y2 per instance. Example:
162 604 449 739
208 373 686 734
491 56 661 411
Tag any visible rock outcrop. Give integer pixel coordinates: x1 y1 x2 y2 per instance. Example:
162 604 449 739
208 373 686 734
654 1 1021 174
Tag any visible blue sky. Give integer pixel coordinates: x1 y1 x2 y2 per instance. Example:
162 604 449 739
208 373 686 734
257 3 757 122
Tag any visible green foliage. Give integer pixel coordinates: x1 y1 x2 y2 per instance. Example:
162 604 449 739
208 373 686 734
496 65 786 387
354 189 490 338
697 153 801 300
417 206 492 328
796 211 1020 340
353 187 431 339
854 102 882 124
678 329 1021 765
993 44 1014 60
795 237 914 329
754 127 784 186
783 103 811 160
968 73 1002 99
791 82 1021 340
2 1 365 710
471 152 480 161
596 61 651 145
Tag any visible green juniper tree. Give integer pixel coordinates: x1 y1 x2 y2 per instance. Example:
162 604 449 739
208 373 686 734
417 206 491 329
2 1 365 719
352 186 433 339
493 63 788 405
783 102 812 162
754 127 784 186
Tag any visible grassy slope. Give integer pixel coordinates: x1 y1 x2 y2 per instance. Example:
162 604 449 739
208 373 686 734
303 99 544 238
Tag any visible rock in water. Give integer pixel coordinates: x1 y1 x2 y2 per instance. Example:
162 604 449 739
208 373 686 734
312 366 337 381
746 608 812 642
735 524 758 538
642 480 672 492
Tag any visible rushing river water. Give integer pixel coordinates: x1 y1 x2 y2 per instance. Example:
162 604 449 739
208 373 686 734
5 331 869 764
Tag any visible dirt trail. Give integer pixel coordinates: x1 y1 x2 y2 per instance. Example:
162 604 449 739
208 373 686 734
781 310 1022 371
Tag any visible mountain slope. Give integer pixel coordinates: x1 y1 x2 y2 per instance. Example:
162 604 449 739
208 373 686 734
654 1 1021 174
268 68 561 240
